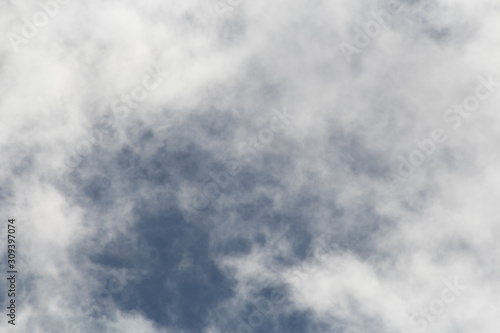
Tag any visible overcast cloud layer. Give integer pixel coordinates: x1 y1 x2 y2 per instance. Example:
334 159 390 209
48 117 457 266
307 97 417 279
1 0 500 332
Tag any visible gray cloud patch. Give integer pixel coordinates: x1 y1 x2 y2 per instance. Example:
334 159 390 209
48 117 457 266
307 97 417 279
1 0 500 332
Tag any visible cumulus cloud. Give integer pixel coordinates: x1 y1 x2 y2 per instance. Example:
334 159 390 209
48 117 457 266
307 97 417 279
1 0 499 332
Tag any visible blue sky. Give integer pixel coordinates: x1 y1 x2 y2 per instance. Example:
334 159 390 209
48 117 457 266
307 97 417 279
1 0 500 332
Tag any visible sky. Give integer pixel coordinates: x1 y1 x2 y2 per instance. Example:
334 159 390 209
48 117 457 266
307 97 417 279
1 0 500 332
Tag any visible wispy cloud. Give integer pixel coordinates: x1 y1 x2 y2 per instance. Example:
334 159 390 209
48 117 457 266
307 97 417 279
1 0 500 332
